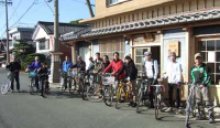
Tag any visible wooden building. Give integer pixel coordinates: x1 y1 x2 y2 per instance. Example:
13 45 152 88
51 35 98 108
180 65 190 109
61 0 220 105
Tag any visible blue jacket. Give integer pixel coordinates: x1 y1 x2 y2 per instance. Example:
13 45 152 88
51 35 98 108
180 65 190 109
62 61 73 73
29 61 42 71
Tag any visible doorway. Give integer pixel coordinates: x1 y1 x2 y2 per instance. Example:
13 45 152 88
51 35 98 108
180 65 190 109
133 46 160 73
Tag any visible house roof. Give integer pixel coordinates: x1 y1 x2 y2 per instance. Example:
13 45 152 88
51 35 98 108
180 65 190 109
37 21 87 35
61 9 220 41
9 27 34 34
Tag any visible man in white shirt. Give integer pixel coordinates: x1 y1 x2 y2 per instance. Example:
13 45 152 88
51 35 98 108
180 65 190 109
165 52 182 109
143 51 159 108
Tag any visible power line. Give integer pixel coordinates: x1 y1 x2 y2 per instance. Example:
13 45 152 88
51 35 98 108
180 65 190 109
10 1 36 28
8 0 23 21
71 0 95 7
43 0 53 14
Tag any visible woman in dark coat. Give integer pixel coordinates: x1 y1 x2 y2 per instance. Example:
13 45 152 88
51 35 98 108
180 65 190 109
124 56 138 107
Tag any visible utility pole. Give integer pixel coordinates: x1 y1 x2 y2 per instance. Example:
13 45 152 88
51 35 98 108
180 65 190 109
49 0 62 83
54 0 59 52
0 0 12 64
86 0 94 17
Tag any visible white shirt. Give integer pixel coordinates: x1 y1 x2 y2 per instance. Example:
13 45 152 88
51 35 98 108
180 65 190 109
144 60 159 79
166 61 182 84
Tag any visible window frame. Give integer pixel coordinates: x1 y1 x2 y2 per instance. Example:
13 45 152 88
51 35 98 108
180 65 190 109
197 37 220 85
106 0 131 7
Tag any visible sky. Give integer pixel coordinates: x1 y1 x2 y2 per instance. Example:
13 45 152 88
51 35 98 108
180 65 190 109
0 0 95 38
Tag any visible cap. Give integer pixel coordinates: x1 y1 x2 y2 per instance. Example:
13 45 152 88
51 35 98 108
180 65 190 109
144 52 152 56
194 53 202 59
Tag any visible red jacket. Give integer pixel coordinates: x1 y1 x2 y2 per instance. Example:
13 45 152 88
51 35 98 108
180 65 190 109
103 59 125 79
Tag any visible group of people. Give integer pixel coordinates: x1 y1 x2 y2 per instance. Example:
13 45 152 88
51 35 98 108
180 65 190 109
6 56 49 97
5 50 211 119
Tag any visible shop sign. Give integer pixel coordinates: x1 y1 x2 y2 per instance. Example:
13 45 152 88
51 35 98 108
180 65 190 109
133 33 155 45
168 40 180 57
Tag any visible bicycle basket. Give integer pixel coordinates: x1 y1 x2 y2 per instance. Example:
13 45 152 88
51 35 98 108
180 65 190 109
102 76 115 85
29 72 37 78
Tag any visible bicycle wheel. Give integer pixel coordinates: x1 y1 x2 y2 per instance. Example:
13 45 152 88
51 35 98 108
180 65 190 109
115 87 122 109
30 78 34 95
86 84 95 100
81 80 87 100
136 88 143 113
103 85 113 107
154 94 160 120
1 82 10 95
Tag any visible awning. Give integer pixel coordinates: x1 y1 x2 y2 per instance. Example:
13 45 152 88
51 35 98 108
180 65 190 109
61 9 220 41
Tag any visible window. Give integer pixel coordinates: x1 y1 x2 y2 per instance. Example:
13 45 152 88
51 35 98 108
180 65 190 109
99 38 124 60
134 47 150 73
198 39 220 84
39 40 50 50
107 0 130 6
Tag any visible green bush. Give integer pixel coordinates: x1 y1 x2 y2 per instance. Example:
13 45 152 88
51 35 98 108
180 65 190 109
21 53 46 70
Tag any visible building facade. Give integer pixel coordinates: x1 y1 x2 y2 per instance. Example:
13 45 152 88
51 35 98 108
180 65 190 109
9 27 34 60
61 0 220 105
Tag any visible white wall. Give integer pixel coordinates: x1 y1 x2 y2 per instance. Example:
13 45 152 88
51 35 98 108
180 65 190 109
33 27 54 54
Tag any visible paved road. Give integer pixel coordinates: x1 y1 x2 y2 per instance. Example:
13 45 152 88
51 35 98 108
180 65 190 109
0 68 219 128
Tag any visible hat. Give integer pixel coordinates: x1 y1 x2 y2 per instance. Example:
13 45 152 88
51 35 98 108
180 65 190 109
194 53 202 59
144 52 152 56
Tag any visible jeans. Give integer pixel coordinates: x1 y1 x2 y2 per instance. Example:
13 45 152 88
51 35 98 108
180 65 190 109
11 72 20 91
35 76 39 90
63 72 72 90
168 83 180 108
147 78 156 107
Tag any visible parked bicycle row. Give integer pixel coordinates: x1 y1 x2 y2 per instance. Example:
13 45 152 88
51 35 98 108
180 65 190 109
1 51 215 128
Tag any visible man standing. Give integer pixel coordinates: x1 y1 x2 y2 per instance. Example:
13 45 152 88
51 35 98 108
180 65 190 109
165 52 182 110
7 58 21 92
143 51 159 108
62 56 73 91
190 53 213 122
74 56 86 73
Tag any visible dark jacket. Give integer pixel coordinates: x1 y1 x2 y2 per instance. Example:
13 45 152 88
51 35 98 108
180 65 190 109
102 61 110 72
6 61 21 73
73 61 86 73
124 61 138 81
38 67 49 79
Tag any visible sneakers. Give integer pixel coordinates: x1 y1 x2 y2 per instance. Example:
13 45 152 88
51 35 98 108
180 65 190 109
128 102 137 107
209 117 215 124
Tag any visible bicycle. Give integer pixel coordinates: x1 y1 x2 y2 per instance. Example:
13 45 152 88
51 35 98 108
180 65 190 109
185 83 215 128
136 75 164 120
102 73 115 107
0 72 12 95
115 77 133 109
74 72 87 100
85 73 103 102
28 70 39 94
61 69 74 93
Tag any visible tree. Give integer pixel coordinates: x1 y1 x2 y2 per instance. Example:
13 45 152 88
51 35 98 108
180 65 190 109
69 19 82 25
13 42 35 69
